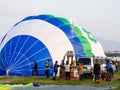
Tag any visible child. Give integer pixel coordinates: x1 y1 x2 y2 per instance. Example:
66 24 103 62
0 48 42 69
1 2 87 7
74 67 79 80
101 71 106 81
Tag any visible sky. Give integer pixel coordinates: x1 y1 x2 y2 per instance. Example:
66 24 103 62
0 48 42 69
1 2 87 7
0 0 120 42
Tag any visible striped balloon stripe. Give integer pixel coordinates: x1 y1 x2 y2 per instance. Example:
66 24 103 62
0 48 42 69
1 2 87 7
14 14 54 27
56 17 86 57
71 25 94 56
56 17 94 57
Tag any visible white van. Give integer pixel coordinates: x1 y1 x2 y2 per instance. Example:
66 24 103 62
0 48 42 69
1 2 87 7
78 57 94 76
78 57 116 78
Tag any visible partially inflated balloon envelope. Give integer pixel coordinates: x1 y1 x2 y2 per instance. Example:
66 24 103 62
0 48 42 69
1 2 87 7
0 14 105 76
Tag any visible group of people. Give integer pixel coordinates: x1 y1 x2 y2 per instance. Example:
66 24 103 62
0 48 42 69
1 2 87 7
31 58 115 83
31 59 50 78
93 58 113 83
31 59 85 81
53 59 85 80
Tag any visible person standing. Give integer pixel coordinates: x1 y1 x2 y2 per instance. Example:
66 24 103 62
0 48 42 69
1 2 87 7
65 61 70 80
77 63 84 80
53 61 59 80
32 61 38 76
59 60 65 80
70 60 76 80
93 60 101 83
45 59 50 78
106 59 112 81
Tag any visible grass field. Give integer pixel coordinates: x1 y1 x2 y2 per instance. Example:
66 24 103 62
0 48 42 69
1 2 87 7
0 71 120 90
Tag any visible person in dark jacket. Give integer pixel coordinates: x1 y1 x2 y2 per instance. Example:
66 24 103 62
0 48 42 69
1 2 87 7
45 59 50 78
93 59 101 83
53 61 59 80
32 61 38 76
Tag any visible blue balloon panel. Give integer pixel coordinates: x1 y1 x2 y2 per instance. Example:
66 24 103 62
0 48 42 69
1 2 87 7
0 35 53 76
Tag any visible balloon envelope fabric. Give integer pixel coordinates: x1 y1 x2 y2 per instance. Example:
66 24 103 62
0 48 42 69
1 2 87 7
0 14 105 76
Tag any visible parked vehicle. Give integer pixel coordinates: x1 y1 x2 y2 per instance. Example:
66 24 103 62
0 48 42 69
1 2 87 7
78 57 116 77
78 57 94 76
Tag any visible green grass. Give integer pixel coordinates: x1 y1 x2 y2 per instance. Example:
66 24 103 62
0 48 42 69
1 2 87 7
0 71 120 89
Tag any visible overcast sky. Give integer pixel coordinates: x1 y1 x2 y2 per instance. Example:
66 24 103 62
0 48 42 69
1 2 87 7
0 0 120 42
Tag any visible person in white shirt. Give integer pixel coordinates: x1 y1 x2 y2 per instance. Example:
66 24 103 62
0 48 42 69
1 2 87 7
65 61 70 80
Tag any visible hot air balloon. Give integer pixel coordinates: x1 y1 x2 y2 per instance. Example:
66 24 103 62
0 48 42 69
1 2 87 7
0 14 105 76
